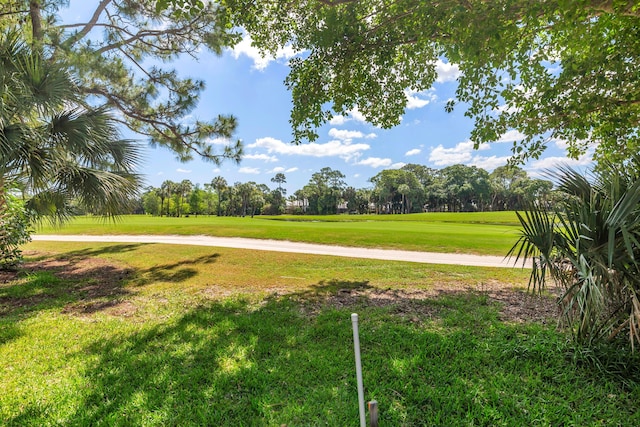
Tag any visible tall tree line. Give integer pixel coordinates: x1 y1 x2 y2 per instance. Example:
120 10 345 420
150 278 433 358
137 164 554 217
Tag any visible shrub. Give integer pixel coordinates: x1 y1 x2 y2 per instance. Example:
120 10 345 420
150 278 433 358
0 194 33 270
509 160 640 349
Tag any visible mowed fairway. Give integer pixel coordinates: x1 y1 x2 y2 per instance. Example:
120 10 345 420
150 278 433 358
3 213 640 425
35 212 521 255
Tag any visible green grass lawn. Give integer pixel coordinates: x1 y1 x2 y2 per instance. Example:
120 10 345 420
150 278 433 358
2 241 639 426
35 212 522 256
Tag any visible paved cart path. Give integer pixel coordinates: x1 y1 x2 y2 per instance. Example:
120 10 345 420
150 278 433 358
32 234 531 269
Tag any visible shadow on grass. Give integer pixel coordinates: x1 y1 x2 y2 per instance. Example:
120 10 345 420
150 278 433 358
132 253 220 287
308 278 373 294
5 284 640 426
44 243 145 259
0 250 220 322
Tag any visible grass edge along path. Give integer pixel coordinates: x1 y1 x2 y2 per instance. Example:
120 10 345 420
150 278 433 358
33 213 523 256
31 234 528 268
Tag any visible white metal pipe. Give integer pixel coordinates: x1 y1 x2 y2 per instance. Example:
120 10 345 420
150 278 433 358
351 313 366 427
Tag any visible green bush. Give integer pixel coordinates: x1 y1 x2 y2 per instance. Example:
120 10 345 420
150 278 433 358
0 194 33 270
510 160 640 349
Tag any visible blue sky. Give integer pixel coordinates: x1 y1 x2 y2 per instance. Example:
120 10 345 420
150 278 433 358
63 2 594 195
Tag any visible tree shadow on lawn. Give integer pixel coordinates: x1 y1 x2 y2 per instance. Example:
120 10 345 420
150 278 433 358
6 281 640 426
296 279 560 325
0 247 220 322
131 253 220 287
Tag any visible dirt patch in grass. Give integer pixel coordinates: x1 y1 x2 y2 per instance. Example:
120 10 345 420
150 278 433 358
1 251 135 317
7 252 558 323
297 282 560 324
0 270 19 284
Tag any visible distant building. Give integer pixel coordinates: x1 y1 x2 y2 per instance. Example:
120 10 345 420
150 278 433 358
286 198 308 214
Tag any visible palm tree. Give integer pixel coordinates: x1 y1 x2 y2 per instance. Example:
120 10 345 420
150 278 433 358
211 176 227 216
177 179 193 217
509 162 640 349
160 180 176 217
397 183 410 214
1 29 141 265
271 172 287 196
155 186 166 217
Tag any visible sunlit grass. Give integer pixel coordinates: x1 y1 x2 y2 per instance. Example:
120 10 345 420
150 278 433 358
22 241 528 297
34 213 522 255
3 219 639 426
2 241 639 425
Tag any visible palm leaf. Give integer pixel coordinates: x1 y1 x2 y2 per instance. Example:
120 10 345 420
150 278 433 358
508 204 558 293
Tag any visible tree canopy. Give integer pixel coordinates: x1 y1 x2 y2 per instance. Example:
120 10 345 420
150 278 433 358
0 28 142 221
1 0 243 163
0 27 143 266
217 0 639 165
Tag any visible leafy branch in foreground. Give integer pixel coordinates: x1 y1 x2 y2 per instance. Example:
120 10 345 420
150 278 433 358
509 160 640 349
216 0 640 164
0 28 143 266
2 0 243 164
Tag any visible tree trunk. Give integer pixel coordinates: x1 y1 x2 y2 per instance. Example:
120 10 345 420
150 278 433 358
29 1 43 42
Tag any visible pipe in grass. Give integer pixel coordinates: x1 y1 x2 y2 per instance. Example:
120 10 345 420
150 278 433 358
352 313 366 427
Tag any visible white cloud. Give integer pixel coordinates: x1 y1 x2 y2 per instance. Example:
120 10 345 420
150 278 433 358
329 115 349 125
552 138 569 149
435 59 461 83
405 148 421 156
244 153 279 162
405 89 437 109
495 86 537 115
496 130 526 143
207 137 232 146
495 103 519 115
429 131 527 168
429 140 489 166
390 162 406 169
328 128 365 141
176 168 192 173
328 128 377 142
238 167 261 174
349 107 367 124
355 157 393 168
212 168 221 173
269 166 299 174
231 34 298 71
428 130 525 167
249 136 370 161
429 148 471 167
469 155 511 171
528 153 593 171
406 94 429 109
550 137 591 151
327 107 374 126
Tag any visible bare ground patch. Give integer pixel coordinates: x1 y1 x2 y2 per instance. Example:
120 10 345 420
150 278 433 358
294 281 560 324
6 251 559 324
1 251 135 317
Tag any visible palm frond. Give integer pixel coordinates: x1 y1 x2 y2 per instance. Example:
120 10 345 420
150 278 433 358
52 161 142 218
517 163 640 350
508 205 558 293
2 27 143 224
